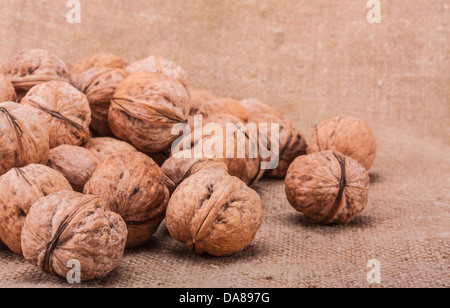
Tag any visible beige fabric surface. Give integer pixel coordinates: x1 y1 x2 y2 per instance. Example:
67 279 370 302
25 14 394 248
0 0 449 288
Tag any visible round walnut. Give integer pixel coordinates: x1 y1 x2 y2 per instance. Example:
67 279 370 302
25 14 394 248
74 67 129 136
21 191 127 281
0 102 49 176
83 137 137 162
308 116 377 170
240 98 281 118
189 89 218 116
166 169 263 257
0 164 72 255
0 74 17 102
1 49 71 101
84 151 169 248
285 151 370 224
109 72 190 154
197 98 249 123
21 80 91 148
71 53 129 76
47 145 100 192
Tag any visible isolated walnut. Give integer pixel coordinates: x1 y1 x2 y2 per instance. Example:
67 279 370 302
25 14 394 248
189 89 218 115
109 72 190 154
21 80 91 148
84 151 169 248
0 164 72 255
21 191 127 281
308 117 377 170
47 145 100 192
0 102 49 176
126 55 189 87
240 98 281 118
0 74 17 102
83 137 137 161
166 169 263 257
71 53 129 76
285 151 370 224
1 49 71 100
74 67 129 136
197 98 249 123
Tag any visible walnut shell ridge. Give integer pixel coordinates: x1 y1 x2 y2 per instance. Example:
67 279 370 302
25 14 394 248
240 98 281 118
83 137 137 162
196 98 249 123
0 74 17 102
71 53 129 76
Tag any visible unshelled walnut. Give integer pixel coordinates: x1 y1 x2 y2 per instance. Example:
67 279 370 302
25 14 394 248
74 67 129 136
0 74 17 102
84 151 169 248
21 191 127 281
0 102 49 176
71 53 129 76
189 89 218 116
240 98 281 118
21 80 91 148
308 117 377 170
47 145 100 192
83 137 137 161
285 151 370 224
166 169 263 257
196 98 249 123
109 72 190 154
1 49 71 100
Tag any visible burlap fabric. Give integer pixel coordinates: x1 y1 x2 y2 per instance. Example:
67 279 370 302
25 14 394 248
0 0 448 288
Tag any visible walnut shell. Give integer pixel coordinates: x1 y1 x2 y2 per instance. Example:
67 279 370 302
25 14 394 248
83 137 137 161
197 98 249 123
285 151 370 224
47 145 100 192
240 98 281 118
21 80 91 148
126 55 189 87
308 117 377 170
166 169 263 257
71 53 129 76
84 151 169 248
189 89 218 115
109 72 190 154
0 102 49 176
74 67 129 136
0 74 17 102
21 191 127 281
1 49 71 100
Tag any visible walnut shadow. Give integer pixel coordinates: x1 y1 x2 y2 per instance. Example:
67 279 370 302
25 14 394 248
369 172 383 184
289 212 380 231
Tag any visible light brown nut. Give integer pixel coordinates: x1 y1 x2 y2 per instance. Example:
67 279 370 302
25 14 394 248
240 98 281 118
0 102 49 176
197 98 249 123
109 72 190 154
189 89 218 115
74 67 129 136
308 116 377 170
126 55 189 87
70 53 129 76
21 191 127 281
285 151 370 224
1 49 71 101
83 137 137 162
166 169 263 257
47 145 100 192
0 165 72 255
21 80 91 148
0 74 17 102
84 151 169 248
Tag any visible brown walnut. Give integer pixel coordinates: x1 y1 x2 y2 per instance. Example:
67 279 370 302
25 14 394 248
240 98 281 118
189 89 218 116
196 98 249 123
71 53 129 76
83 137 137 162
0 74 17 102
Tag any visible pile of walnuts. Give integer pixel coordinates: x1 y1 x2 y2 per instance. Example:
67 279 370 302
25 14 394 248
0 49 377 282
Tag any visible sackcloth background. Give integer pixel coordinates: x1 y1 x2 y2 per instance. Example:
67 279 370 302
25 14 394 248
0 0 448 288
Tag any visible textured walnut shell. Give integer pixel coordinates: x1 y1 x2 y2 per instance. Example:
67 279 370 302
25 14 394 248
21 80 91 148
74 67 129 136
47 145 100 192
0 165 72 255
197 98 249 123
1 49 71 100
285 151 370 224
109 72 190 154
308 117 377 170
21 191 127 281
84 151 169 248
166 169 263 257
0 74 17 102
83 137 137 161
0 102 49 176
126 55 189 87
240 98 281 118
71 53 129 76
189 89 218 115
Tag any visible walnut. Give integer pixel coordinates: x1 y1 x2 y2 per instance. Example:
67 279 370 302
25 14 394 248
74 67 129 136
47 145 100 192
0 74 17 102
109 72 190 154
70 53 129 76
166 169 263 257
0 102 49 176
308 116 377 170
0 164 72 255
285 151 370 224
21 80 91 148
189 89 218 115
21 190 127 281
126 55 189 87
196 98 249 123
1 49 71 101
83 137 137 162
240 98 281 118
84 151 169 248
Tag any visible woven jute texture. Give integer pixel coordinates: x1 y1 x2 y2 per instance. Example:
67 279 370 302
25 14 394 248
0 0 449 288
